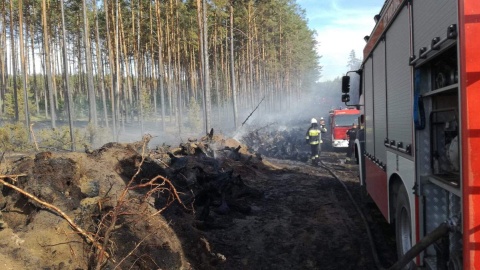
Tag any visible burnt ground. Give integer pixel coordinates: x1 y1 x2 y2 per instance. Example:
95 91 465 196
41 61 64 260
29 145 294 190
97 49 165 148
0 126 397 270
195 152 397 270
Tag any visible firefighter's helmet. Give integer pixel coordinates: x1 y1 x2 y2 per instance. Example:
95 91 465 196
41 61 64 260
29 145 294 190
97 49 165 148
311 118 317 124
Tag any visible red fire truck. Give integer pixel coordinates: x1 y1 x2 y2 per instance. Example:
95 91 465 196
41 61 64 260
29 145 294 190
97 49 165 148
342 0 480 268
328 108 360 149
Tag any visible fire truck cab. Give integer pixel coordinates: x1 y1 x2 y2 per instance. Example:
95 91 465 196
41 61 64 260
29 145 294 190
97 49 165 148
328 108 360 149
342 0 480 268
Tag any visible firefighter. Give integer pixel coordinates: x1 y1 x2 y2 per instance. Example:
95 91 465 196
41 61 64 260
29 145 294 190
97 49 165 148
306 117 327 165
346 123 357 162
318 117 327 153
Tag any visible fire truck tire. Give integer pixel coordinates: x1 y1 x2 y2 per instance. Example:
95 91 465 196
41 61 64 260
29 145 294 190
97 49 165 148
395 184 416 269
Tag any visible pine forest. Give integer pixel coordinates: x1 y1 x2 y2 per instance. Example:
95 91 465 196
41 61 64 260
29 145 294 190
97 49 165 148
0 0 320 150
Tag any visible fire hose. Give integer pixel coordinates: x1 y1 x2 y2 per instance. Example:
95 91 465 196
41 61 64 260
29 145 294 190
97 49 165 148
318 160 458 270
388 218 458 270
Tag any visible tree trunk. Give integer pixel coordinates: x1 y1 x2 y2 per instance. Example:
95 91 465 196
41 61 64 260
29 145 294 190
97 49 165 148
51 40 59 111
114 0 120 141
41 45 48 119
104 1 116 140
60 0 75 150
166 1 173 124
94 3 108 128
155 0 166 131
136 1 144 134
201 0 211 134
9 0 19 121
18 0 30 133
118 9 133 115
29 12 39 116
42 0 56 128
175 0 183 135
0 1 6 115
83 0 97 127
229 3 238 129
149 1 157 116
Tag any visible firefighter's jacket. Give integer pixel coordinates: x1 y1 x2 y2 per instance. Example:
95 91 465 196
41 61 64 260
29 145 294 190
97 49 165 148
306 123 327 145
346 127 357 142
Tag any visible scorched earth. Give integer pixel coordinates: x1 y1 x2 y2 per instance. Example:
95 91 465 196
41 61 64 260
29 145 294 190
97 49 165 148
0 127 396 270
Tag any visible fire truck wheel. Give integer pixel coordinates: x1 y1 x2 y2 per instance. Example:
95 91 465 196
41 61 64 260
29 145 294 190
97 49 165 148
395 184 416 269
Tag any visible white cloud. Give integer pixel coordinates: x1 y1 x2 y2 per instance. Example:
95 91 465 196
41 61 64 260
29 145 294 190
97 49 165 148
297 0 385 81
316 16 375 81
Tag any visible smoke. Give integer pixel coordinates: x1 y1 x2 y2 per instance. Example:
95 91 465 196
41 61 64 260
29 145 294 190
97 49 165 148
109 77 346 150
222 79 344 144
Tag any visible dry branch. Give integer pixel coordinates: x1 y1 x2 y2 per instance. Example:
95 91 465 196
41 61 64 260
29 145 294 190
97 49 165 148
242 96 265 126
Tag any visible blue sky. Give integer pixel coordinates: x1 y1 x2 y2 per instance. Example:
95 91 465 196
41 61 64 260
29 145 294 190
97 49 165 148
296 0 386 81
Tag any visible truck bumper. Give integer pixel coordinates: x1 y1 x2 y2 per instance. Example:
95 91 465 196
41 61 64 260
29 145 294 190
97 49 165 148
332 140 349 148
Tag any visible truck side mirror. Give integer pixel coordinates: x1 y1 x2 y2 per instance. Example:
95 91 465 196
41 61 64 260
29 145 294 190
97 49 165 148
342 76 350 93
342 94 350 103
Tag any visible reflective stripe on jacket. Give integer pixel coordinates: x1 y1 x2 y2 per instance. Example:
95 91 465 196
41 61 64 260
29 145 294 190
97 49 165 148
306 128 321 145
306 123 327 145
